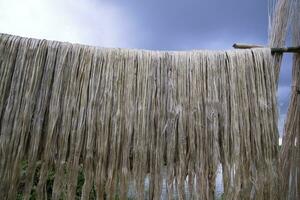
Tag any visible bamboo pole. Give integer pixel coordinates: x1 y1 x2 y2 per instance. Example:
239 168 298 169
233 43 300 53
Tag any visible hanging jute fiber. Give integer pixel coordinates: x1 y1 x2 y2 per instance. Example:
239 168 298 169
268 0 293 83
279 0 300 199
268 0 300 199
0 33 279 200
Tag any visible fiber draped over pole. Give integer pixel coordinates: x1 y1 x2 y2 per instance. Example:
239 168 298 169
0 33 279 199
268 0 300 199
268 0 292 83
279 0 300 199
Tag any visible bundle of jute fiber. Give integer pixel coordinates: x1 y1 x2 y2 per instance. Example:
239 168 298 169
0 33 279 200
279 0 300 199
269 0 293 82
264 0 294 198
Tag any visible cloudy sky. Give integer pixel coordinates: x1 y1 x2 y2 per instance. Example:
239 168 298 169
0 0 292 135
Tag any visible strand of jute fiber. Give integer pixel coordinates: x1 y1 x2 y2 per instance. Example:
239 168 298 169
0 33 279 200
279 0 300 199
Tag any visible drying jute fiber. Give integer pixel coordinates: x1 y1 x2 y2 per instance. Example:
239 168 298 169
0 33 280 200
269 0 300 199
278 0 300 199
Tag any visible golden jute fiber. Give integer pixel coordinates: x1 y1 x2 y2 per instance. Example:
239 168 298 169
279 0 300 199
0 33 279 200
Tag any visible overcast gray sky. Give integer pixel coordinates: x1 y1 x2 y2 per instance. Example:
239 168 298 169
0 0 292 136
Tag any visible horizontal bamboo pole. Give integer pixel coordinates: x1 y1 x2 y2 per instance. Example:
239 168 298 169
233 43 300 53
233 43 264 49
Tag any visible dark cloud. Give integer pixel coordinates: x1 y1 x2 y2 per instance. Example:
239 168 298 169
105 0 269 50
